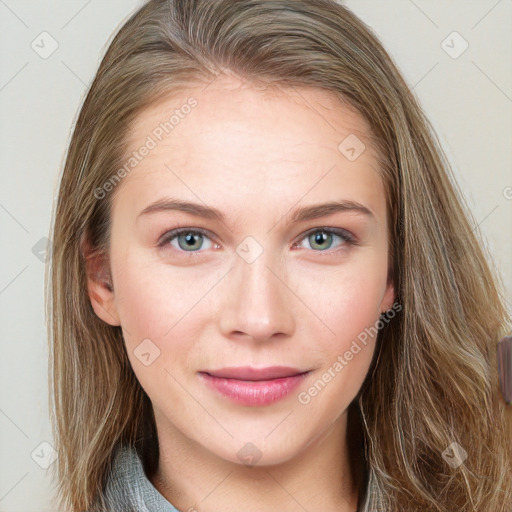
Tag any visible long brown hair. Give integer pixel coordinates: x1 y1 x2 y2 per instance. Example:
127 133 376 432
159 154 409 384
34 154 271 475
46 0 512 510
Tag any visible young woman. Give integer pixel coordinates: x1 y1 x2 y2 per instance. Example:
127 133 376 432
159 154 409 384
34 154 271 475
47 0 512 510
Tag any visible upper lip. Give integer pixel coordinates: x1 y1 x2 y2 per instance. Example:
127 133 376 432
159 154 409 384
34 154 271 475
201 366 307 381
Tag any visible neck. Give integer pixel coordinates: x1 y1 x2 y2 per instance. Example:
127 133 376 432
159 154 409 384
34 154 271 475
149 409 361 512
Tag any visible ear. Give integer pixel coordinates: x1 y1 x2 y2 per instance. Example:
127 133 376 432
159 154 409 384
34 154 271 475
81 234 120 327
379 267 396 315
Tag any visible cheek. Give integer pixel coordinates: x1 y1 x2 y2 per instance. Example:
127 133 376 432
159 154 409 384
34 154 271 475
295 252 387 355
295 265 385 415
112 248 215 342
328 274 383 347
111 252 204 399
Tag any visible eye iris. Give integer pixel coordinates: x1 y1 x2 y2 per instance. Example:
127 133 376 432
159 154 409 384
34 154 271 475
178 232 202 251
309 231 332 250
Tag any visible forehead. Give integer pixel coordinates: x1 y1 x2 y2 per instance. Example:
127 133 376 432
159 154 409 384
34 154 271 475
113 75 385 225
125 75 376 159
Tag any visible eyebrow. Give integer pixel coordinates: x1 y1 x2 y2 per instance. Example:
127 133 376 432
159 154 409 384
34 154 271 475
137 197 374 224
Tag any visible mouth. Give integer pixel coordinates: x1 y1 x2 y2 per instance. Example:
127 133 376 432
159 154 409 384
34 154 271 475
198 366 311 406
202 365 308 380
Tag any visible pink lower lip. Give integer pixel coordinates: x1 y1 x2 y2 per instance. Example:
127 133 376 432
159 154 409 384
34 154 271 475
199 371 310 406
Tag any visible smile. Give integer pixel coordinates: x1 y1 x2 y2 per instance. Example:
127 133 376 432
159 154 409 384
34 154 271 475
198 366 311 406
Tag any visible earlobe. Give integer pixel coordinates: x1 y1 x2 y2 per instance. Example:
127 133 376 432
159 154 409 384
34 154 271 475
81 236 120 327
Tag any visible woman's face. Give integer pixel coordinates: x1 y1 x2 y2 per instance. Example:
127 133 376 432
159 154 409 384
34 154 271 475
89 75 395 466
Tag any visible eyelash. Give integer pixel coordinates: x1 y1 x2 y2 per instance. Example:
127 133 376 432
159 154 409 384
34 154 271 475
158 225 358 258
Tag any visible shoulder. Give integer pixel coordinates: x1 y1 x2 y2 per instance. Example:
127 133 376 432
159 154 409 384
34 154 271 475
101 444 179 512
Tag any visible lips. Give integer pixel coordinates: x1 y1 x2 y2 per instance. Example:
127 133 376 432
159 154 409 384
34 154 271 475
198 366 311 406
202 366 306 381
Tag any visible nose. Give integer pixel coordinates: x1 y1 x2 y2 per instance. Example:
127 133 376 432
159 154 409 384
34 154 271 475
218 247 296 343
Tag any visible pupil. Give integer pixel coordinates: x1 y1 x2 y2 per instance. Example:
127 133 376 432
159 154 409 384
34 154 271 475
316 232 326 244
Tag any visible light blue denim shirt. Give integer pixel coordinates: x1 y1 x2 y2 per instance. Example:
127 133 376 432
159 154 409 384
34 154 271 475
99 444 386 511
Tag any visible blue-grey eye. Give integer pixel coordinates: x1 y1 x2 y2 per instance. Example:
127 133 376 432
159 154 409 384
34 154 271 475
167 230 214 252
298 229 352 251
